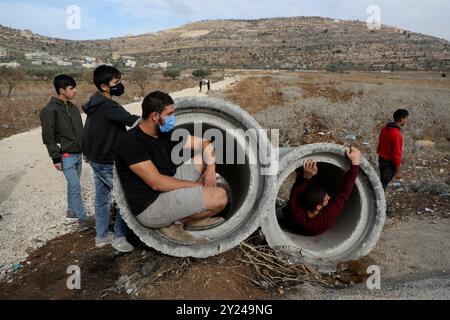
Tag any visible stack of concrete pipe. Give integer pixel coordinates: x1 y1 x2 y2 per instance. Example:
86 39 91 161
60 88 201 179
112 96 386 271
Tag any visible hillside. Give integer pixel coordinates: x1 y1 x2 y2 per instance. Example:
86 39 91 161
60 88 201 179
1 16 449 70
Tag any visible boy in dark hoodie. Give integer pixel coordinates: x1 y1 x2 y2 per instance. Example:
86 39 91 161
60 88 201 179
82 65 140 252
40 75 88 232
377 109 409 190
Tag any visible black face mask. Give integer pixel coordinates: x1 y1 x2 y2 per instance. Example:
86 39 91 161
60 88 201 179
109 83 125 96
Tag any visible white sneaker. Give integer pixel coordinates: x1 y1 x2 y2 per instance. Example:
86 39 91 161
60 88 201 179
95 232 114 248
111 237 134 253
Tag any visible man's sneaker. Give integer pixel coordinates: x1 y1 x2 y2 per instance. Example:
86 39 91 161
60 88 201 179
184 217 226 231
65 211 78 224
95 232 114 248
78 220 90 233
111 237 134 253
157 224 198 245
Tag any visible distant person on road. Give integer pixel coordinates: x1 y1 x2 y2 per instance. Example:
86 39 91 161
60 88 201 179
282 147 361 236
82 65 140 253
199 79 210 92
377 109 409 190
115 91 227 244
39 75 88 232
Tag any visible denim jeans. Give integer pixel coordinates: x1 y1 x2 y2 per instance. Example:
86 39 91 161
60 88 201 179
90 161 127 239
62 153 87 222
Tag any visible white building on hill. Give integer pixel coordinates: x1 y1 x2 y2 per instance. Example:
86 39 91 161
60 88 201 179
0 61 21 68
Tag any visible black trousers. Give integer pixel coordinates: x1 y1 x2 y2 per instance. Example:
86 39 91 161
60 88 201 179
378 157 396 190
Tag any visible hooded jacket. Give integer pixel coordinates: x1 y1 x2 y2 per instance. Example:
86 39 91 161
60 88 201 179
40 97 83 164
82 92 140 164
377 122 403 168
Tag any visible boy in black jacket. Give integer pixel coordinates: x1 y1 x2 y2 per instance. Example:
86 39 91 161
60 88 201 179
40 75 88 232
82 65 139 252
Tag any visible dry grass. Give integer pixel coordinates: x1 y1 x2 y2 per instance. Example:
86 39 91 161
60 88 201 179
254 73 450 159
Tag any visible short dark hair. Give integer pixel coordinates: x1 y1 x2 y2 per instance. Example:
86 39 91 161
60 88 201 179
54 75 76 95
141 91 174 120
299 185 327 212
393 109 409 122
93 65 121 91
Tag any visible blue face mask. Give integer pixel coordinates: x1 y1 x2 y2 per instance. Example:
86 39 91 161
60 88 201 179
158 114 175 133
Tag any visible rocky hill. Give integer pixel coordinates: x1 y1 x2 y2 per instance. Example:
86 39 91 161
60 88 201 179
1 16 449 71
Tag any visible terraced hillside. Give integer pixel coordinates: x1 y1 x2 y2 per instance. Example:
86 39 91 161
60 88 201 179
1 16 449 70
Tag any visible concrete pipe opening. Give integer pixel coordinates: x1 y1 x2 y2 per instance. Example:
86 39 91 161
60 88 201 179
113 96 276 258
261 143 386 272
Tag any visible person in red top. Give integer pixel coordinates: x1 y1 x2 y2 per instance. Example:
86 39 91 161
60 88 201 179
377 109 409 190
283 147 361 236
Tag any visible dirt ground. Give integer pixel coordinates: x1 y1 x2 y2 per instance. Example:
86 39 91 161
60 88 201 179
0 229 277 300
219 76 284 113
0 210 448 300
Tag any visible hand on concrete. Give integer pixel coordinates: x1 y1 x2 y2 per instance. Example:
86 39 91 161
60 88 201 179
54 163 62 171
303 159 318 180
346 146 361 166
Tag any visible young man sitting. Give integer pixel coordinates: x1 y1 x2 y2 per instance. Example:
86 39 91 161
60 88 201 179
115 91 228 244
283 147 361 236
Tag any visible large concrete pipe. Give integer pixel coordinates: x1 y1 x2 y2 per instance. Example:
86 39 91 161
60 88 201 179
113 96 276 258
261 143 386 272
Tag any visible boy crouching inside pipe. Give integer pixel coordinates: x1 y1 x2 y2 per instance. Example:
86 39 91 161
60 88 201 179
282 147 361 236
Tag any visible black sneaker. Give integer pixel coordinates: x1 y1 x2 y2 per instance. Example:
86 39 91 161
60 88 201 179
78 220 90 233
65 211 78 224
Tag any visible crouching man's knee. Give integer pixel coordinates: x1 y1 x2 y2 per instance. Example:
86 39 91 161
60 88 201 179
203 187 228 213
215 187 228 211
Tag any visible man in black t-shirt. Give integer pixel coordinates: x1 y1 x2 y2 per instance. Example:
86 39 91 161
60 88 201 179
116 91 228 244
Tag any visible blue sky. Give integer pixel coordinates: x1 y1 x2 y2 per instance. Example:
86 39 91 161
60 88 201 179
0 0 449 41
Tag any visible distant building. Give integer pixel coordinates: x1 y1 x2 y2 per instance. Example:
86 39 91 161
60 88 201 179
20 29 33 39
83 56 96 63
57 61 73 66
82 63 100 69
25 52 48 60
146 61 172 70
146 63 159 69
0 47 7 57
125 59 137 68
0 61 21 68
112 52 121 61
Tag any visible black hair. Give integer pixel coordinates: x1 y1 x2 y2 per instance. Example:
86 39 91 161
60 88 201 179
141 91 174 120
393 109 409 122
299 185 327 212
54 75 76 95
93 65 121 91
